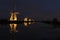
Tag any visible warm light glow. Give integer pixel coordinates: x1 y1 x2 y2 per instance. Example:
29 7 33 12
29 19 31 21
10 23 18 32
9 12 19 32
24 22 28 26
23 18 34 26
24 17 28 26
28 19 31 24
24 17 28 21
10 12 19 21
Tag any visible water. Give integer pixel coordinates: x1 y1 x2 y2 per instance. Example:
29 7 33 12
0 23 60 40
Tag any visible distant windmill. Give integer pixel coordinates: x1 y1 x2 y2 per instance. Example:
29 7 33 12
9 0 19 21
9 0 19 33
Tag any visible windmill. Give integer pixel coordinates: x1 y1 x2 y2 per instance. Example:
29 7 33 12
9 0 19 21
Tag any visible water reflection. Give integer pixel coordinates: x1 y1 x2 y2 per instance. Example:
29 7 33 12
9 23 33 40
24 22 28 26
28 19 32 25
0 12 36 40
10 23 18 33
24 17 34 26
24 17 28 26
9 12 18 40
9 32 16 40
9 12 18 33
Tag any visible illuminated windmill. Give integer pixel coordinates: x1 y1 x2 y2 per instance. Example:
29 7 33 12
9 0 19 33
10 12 19 21
8 0 35 32
9 0 19 21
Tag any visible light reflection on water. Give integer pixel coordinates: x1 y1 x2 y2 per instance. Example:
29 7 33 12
8 12 35 40
9 22 33 33
10 23 18 33
1 23 60 40
9 21 33 40
0 23 34 40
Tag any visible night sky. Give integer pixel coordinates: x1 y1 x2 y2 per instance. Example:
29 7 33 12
0 0 60 20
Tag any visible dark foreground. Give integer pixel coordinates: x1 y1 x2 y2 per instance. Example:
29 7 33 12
0 23 60 40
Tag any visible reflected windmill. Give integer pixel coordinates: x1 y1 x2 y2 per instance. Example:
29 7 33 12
0 0 37 33
0 0 38 40
9 0 19 33
9 12 19 33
